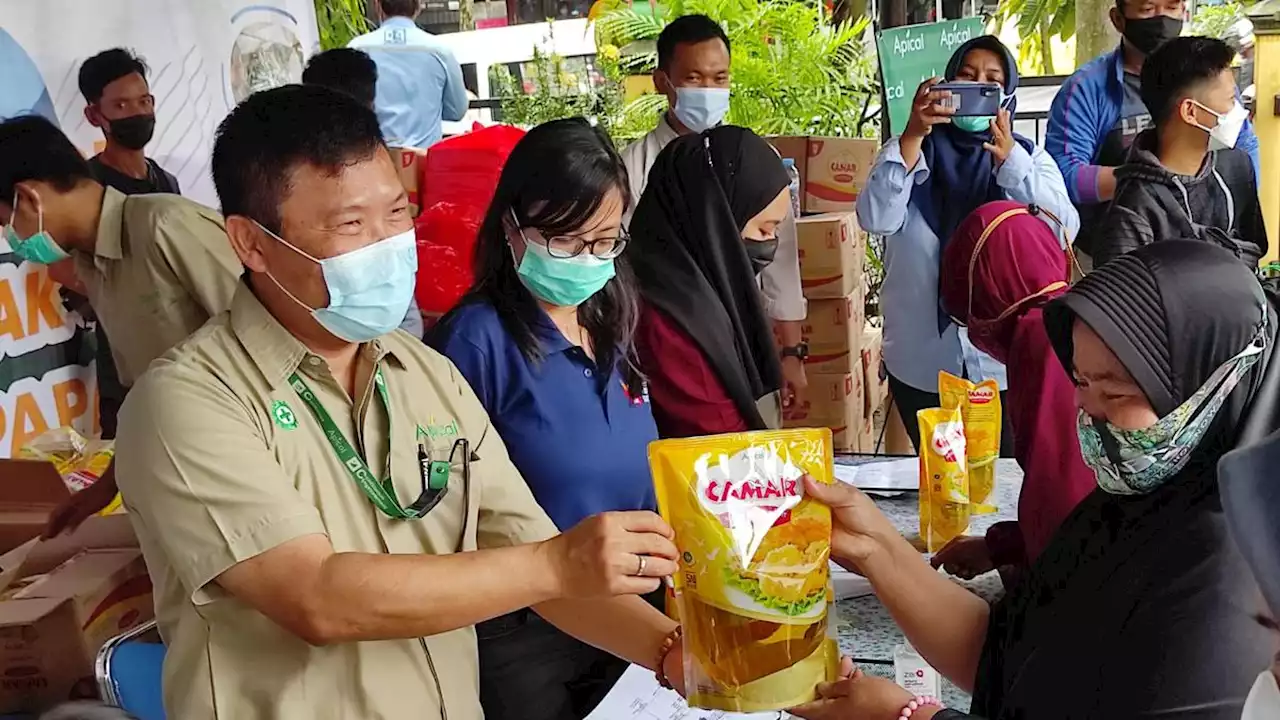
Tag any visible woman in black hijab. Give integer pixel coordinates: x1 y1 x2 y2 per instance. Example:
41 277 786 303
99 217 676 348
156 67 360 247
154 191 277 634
630 126 792 437
793 240 1275 720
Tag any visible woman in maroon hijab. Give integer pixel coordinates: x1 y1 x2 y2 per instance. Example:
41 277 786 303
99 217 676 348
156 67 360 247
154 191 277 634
933 200 1095 578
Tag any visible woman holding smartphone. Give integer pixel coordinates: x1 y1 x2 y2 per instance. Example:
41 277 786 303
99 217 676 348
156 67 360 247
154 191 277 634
855 35 1077 453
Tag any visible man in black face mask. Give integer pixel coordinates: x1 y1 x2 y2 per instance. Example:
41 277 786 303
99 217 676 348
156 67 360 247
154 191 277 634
69 49 181 511
78 48 179 196
1044 0 1260 270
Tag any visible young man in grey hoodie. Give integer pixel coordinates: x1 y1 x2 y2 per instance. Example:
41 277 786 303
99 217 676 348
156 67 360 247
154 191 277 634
1085 36 1266 269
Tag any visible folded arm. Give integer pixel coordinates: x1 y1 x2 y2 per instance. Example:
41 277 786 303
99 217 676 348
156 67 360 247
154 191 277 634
1045 81 1116 205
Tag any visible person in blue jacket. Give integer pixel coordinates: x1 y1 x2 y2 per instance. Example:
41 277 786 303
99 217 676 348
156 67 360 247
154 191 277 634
1045 0 1260 265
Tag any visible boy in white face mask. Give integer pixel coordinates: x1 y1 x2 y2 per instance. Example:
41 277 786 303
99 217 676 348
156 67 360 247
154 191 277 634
1083 36 1267 268
620 14 811 413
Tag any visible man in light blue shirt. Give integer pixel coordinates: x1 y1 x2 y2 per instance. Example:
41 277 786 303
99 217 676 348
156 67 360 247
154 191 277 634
349 0 469 148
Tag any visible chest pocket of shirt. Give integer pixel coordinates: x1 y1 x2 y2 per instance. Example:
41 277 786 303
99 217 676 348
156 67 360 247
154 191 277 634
406 432 479 553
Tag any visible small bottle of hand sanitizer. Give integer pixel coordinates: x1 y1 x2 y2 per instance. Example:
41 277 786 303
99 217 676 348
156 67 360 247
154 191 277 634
894 642 941 697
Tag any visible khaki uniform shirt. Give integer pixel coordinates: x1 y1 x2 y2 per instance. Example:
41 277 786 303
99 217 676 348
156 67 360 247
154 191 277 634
74 186 241 385
114 283 559 720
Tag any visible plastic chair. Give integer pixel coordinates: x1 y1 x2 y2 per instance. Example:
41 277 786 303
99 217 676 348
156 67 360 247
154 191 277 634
94 621 165 720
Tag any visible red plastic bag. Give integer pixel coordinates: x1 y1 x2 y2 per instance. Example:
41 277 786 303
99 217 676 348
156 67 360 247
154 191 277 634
421 124 525 212
414 205 479 314
414 124 525 315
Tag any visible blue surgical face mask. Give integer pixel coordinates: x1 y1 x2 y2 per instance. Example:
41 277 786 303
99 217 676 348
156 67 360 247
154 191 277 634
4 191 70 265
673 87 730 133
257 221 418 343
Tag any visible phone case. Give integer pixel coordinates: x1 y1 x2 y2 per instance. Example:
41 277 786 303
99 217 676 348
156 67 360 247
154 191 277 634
933 82 1003 117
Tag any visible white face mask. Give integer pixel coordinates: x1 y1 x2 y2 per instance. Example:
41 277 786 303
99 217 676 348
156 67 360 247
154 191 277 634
1242 670 1280 720
672 86 730 133
1191 100 1249 151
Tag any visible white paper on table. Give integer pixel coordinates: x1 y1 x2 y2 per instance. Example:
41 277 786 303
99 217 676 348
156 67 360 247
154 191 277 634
832 458 918 492
586 665 792 720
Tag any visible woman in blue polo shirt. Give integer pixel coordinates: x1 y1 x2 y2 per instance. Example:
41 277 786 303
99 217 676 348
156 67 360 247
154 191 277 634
428 118 655 720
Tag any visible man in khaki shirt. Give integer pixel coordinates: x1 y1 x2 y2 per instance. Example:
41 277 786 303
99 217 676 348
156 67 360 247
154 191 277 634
0 115 242 534
114 85 685 720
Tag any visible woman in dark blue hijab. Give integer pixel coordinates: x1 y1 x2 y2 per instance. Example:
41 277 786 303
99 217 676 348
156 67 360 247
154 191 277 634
912 35 1037 297
855 35 1078 453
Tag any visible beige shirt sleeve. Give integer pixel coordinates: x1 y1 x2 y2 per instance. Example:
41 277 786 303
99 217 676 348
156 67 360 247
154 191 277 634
620 138 649 229
115 365 327 605
150 206 242 317
440 358 560 548
760 205 807 322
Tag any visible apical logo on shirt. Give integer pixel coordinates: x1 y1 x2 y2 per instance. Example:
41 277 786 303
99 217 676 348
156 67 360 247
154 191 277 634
416 418 459 441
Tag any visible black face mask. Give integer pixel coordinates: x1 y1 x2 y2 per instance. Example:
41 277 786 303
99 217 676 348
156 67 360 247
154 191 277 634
1121 15 1183 55
107 114 156 150
745 238 779 275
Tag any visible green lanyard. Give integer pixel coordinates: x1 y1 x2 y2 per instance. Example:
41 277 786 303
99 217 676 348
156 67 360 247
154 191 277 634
289 368 423 520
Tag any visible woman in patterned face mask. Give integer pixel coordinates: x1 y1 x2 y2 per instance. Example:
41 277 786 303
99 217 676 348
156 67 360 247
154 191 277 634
791 239 1277 720
1030 239 1275 715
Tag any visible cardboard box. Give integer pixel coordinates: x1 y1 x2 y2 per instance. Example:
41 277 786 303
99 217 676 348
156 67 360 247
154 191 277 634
784 372 865 452
768 137 879 214
0 460 76 555
860 326 888 419
802 289 866 375
0 514 152 713
795 212 866 300
390 146 430 217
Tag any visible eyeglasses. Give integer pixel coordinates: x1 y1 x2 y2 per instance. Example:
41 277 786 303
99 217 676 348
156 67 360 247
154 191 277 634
539 228 630 260
511 209 628 260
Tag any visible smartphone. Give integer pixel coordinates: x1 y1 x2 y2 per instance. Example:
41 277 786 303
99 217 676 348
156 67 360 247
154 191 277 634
931 82 1004 117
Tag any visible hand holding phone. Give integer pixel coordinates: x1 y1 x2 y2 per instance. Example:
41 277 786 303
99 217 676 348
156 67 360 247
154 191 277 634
904 77 956 140
982 109 1016 166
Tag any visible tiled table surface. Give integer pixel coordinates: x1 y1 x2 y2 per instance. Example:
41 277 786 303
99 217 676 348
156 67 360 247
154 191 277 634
831 457 1024 712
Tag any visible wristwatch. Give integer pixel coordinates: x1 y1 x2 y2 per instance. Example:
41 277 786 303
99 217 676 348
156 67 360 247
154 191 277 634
780 342 809 361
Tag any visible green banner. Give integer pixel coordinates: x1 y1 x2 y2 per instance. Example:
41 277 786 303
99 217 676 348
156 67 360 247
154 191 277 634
876 18 988 137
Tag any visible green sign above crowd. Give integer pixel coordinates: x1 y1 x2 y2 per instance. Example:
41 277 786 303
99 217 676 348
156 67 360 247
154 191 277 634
876 17 989 137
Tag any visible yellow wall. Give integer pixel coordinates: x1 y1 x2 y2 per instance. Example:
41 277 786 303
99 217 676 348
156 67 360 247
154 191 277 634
1257 33 1280 264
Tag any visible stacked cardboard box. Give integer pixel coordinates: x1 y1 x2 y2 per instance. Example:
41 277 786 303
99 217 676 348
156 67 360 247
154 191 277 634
858 327 888 453
782 211 887 452
390 146 430 217
767 137 879 214
0 515 152 713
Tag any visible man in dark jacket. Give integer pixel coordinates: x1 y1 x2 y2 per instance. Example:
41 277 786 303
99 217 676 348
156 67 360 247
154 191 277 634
1086 36 1267 268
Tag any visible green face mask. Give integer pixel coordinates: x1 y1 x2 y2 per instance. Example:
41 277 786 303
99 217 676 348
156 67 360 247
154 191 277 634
4 192 70 265
514 231 615 307
952 115 995 134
